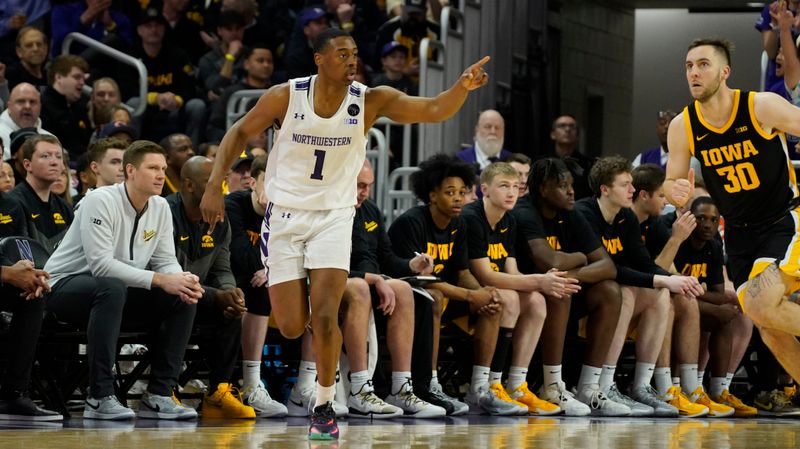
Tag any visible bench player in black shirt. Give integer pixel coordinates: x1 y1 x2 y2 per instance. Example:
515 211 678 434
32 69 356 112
675 197 756 416
463 162 576 416
576 156 708 417
629 164 727 416
388 154 508 415
665 37 800 390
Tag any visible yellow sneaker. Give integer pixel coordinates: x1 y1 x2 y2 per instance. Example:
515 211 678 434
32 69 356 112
663 386 709 418
489 382 529 415
690 387 734 418
508 382 561 416
203 383 256 419
713 389 757 417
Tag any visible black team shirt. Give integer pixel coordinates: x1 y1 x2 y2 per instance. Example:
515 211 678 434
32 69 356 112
462 201 516 272
673 238 724 287
639 215 672 260
510 197 600 274
0 192 29 238
8 180 73 254
351 198 414 279
575 197 669 288
388 205 468 284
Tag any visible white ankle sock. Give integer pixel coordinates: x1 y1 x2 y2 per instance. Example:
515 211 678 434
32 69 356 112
349 370 370 395
632 362 656 389
680 364 699 394
653 367 672 395
296 361 317 391
242 360 261 391
315 382 335 410
507 366 528 392
710 377 727 398
489 371 503 386
722 372 734 392
543 364 562 387
577 365 602 392
392 371 412 394
599 364 616 391
431 370 439 386
471 365 490 393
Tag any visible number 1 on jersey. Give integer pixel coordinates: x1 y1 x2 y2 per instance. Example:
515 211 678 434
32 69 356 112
310 149 325 180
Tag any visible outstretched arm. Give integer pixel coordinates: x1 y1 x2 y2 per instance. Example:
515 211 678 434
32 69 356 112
200 84 289 232
754 91 800 137
365 56 490 126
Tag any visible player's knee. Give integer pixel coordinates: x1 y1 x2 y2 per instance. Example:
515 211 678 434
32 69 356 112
278 320 306 339
591 280 622 309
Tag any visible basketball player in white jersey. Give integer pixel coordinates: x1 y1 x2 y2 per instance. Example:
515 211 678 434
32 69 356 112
200 28 490 440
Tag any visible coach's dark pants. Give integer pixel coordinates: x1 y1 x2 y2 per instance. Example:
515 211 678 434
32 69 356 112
0 286 45 395
46 275 197 398
195 298 242 391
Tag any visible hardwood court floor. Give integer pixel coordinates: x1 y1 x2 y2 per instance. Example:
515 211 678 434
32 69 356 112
1 416 799 449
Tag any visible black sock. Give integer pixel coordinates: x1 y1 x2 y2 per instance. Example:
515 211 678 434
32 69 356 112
490 327 514 373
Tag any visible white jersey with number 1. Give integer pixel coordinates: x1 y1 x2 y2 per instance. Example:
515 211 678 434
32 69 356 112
264 75 367 210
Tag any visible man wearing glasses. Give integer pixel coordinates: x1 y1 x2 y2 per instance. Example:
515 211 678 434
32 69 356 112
550 115 595 200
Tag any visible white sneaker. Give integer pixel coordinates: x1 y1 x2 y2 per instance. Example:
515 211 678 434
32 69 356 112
347 380 403 419
243 382 288 418
285 384 348 417
83 395 135 420
538 381 591 417
138 392 198 420
605 383 654 417
385 380 446 418
575 384 631 417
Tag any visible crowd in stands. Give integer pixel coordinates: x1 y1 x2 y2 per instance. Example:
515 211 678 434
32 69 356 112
0 0 799 425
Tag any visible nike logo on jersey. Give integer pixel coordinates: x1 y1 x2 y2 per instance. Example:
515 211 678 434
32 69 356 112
499 227 508 233
31 213 40 219
696 134 709 141
180 236 190 241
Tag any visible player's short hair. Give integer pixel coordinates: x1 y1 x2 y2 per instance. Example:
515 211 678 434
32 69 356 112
528 157 570 205
503 152 531 165
313 28 352 54
88 138 128 163
688 37 733 66
480 161 519 185
690 195 716 214
21 134 62 161
588 155 631 197
123 140 166 179
632 163 665 201
411 153 475 203
250 154 268 179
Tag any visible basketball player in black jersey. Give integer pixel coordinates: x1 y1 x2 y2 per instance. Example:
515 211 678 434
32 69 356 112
665 38 800 384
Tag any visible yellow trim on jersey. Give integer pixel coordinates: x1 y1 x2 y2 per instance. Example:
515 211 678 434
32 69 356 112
694 89 740 134
683 107 695 156
164 176 178 194
782 133 800 197
748 91 779 140
779 208 800 277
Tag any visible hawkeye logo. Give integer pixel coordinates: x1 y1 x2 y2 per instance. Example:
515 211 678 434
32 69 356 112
680 263 707 279
0 213 12 224
486 243 509 261
247 230 259 246
53 213 66 225
490 262 500 272
364 220 378 232
602 237 623 255
546 236 561 250
143 230 156 242
201 235 215 248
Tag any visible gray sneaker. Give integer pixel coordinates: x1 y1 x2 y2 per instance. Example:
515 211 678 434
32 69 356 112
138 392 198 420
385 380 446 418
575 384 631 417
285 384 349 417
84 395 135 420
605 383 654 417
243 383 288 418
629 384 679 417
429 381 469 416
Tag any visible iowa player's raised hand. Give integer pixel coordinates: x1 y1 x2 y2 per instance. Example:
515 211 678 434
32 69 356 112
459 56 491 91
671 168 695 208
